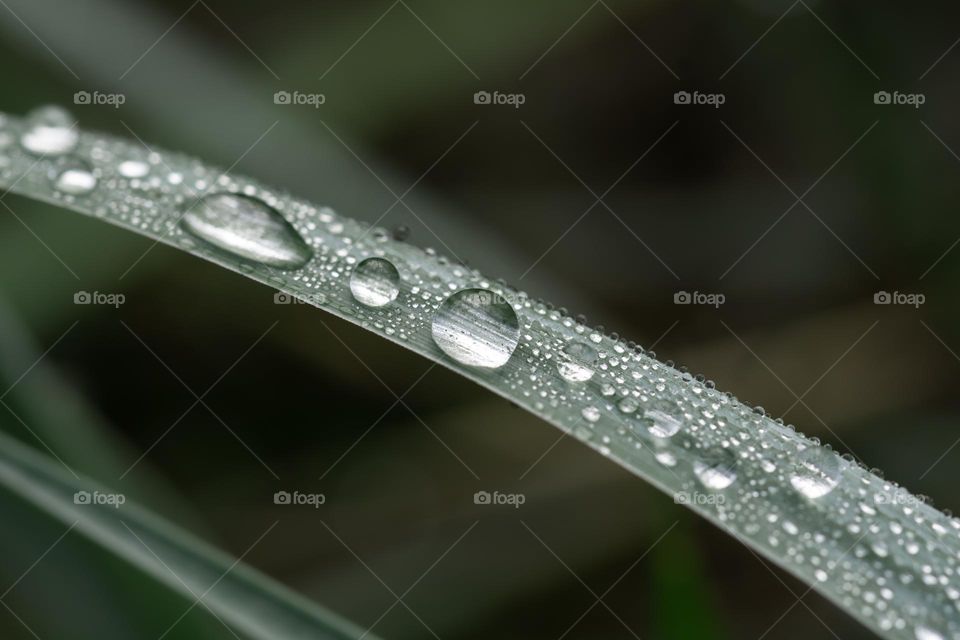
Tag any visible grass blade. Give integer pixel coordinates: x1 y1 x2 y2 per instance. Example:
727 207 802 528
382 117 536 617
0 428 377 640
0 107 957 639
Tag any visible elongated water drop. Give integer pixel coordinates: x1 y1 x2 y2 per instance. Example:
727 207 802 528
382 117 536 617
20 106 78 156
431 288 519 368
53 161 96 195
180 193 312 269
350 257 400 307
693 447 738 490
790 447 842 499
557 341 597 382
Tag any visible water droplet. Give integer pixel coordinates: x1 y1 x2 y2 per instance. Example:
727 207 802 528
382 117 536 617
617 398 638 414
431 288 519 368
557 341 597 382
790 447 842 499
915 626 944 640
53 161 96 195
180 193 312 269
693 448 738 490
581 406 600 423
349 257 400 307
119 159 150 178
20 106 78 156
644 405 682 438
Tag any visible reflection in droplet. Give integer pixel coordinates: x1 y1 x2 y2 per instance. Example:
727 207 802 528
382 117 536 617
119 159 150 178
20 106 78 156
557 341 597 382
431 289 519 368
53 161 97 195
349 257 400 307
180 193 312 269
693 448 738 490
790 447 842 499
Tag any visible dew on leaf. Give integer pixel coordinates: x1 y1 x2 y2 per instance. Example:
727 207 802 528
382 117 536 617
431 288 519 368
349 257 401 307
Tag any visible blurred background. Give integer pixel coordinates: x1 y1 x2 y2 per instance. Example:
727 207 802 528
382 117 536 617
0 0 957 638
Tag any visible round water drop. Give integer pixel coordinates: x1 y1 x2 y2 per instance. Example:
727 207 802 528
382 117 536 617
118 159 150 178
644 405 682 438
581 406 600 423
53 161 96 195
349 257 400 307
790 447 842 499
20 106 78 156
557 342 597 382
431 288 519 369
693 448 738 490
180 193 312 269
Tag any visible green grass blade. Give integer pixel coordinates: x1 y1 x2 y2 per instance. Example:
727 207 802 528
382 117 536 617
0 108 958 639
0 428 377 640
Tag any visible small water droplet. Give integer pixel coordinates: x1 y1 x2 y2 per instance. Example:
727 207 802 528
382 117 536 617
431 288 519 368
119 159 150 178
557 341 597 382
790 447 842 499
581 406 600 423
53 160 96 195
693 448 738 490
180 193 312 269
20 106 78 156
349 257 400 307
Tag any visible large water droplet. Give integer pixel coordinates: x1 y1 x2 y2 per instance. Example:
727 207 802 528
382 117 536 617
644 405 683 438
693 448 738 490
180 193 312 269
350 257 400 307
790 447 842 499
53 160 96 195
20 106 78 156
557 341 597 382
431 288 519 368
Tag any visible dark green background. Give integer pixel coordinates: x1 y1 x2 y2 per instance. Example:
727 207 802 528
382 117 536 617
0 1 956 638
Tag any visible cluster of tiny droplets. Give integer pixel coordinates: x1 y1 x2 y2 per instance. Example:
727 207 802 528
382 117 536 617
1 106 959 639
